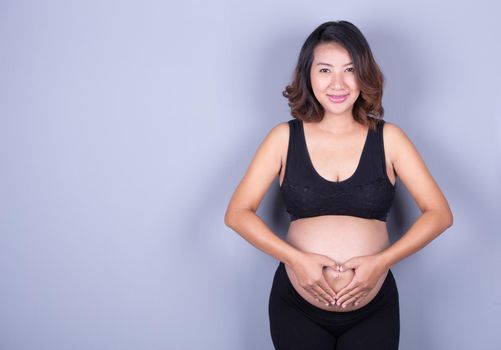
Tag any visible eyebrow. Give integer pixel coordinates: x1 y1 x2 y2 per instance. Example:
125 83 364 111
316 62 353 67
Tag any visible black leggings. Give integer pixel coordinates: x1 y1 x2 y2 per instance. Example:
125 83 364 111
268 262 400 350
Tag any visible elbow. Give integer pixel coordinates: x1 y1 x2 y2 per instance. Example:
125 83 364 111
446 210 454 228
224 207 243 228
224 209 236 228
425 207 453 229
441 207 454 228
224 206 255 228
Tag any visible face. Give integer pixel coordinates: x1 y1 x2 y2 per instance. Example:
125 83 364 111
309 42 360 117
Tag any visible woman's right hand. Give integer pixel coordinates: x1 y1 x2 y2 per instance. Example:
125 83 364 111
288 251 339 306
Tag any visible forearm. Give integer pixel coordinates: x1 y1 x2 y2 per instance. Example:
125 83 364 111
225 209 302 266
377 209 453 269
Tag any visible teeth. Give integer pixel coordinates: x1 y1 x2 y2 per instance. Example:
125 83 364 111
328 94 347 103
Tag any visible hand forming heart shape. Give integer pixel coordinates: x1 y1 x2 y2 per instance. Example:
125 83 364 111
323 266 355 293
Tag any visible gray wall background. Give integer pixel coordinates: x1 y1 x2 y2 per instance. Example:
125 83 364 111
1 1 500 349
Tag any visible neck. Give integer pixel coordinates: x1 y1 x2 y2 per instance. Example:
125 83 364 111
317 113 360 133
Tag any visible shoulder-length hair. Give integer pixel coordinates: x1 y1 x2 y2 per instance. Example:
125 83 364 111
283 20 385 131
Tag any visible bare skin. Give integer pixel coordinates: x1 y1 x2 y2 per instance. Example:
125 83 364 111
279 118 397 312
284 217 390 311
224 42 453 314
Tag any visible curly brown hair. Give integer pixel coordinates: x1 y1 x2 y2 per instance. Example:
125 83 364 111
283 20 385 131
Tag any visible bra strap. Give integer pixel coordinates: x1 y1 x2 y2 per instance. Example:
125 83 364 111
377 119 388 177
282 119 298 185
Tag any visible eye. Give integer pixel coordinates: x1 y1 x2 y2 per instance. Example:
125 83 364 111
319 68 330 73
346 67 355 72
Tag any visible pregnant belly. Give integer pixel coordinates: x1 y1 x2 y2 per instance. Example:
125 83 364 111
284 215 390 312
323 266 355 293
285 264 388 312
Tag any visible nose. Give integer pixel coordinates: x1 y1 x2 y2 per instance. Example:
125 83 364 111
329 71 345 90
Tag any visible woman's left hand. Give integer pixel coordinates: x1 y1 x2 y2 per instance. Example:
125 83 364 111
335 254 388 308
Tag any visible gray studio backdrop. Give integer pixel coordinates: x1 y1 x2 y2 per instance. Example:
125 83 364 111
1 1 500 349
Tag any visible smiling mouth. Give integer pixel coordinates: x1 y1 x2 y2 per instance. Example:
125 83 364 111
327 94 349 103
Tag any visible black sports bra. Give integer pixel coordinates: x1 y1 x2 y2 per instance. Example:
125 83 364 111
280 118 396 222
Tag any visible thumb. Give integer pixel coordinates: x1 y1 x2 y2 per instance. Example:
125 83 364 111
329 259 339 270
322 256 339 270
339 257 359 272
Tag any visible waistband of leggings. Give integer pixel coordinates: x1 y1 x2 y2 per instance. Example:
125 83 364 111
277 261 397 322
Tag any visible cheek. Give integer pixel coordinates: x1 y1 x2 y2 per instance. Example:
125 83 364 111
350 76 360 90
310 79 325 98
310 72 328 86
348 76 360 89
310 78 319 92
310 78 330 99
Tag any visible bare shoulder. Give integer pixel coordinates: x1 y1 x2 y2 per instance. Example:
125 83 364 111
381 121 414 162
382 120 452 219
267 121 290 146
260 121 290 162
224 120 290 217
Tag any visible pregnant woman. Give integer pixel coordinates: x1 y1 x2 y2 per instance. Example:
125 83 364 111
224 20 453 350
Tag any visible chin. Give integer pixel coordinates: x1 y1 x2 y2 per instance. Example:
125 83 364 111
324 104 355 114
322 100 356 113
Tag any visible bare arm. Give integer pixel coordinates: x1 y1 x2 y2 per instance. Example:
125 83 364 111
224 122 342 306
336 122 454 307
224 122 302 266
376 122 454 268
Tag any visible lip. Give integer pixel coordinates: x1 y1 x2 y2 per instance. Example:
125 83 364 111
327 94 349 103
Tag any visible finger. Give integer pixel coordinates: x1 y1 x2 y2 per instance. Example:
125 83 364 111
337 286 364 306
325 259 339 271
342 290 366 308
318 280 338 301
303 286 321 303
353 292 368 306
314 285 335 306
338 258 358 272
304 285 330 305
337 286 364 305
336 281 359 301
313 284 336 305
336 278 369 298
